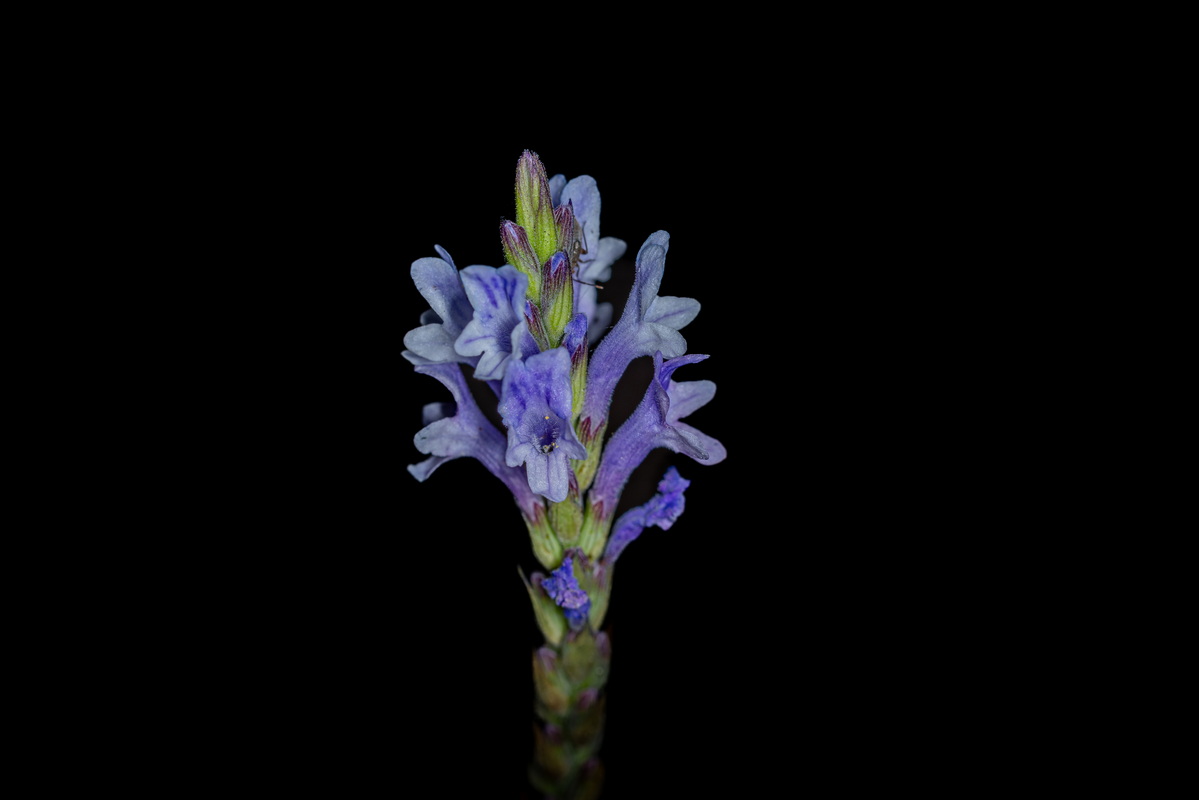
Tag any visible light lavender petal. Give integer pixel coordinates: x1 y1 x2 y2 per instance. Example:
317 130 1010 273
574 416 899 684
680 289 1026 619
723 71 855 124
454 265 528 381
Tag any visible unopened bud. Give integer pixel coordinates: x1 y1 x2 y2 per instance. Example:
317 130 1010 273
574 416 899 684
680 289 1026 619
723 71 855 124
596 631 611 660
554 201 582 271
525 504 562 569
541 251 575 348
563 313 589 421
532 646 571 715
500 220 541 299
525 298 551 352
573 552 611 631
560 622 602 684
577 688 599 711
549 498 583 545
515 150 558 265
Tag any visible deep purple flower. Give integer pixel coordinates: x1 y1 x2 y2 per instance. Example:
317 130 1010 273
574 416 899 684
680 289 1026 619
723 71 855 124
541 554 591 630
639 466 690 530
603 466 691 564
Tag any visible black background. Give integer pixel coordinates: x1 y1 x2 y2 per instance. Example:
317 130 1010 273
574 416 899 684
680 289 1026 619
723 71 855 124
222 123 957 797
73 33 1066 798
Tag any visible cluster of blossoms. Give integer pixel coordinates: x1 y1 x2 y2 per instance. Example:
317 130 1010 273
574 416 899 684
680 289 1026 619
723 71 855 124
403 150 725 645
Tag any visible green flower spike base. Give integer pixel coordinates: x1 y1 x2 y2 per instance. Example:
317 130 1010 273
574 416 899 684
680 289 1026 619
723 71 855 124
529 628 611 800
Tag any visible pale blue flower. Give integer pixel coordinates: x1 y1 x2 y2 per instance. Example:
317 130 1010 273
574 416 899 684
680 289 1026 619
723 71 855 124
401 250 476 368
454 264 532 381
408 361 544 519
549 173 628 343
588 350 725 520
498 347 588 503
579 231 700 438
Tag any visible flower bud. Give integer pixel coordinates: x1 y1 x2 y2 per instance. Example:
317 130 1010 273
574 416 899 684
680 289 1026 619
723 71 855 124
549 497 583 545
577 687 599 711
560 622 606 685
525 298 551 352
563 313 589 421
500 220 541 299
555 201 582 271
568 703 605 748
595 631 611 660
531 725 570 785
515 150 558 266
525 504 563 569
532 646 571 715
570 551 612 631
577 499 612 562
541 251 575 348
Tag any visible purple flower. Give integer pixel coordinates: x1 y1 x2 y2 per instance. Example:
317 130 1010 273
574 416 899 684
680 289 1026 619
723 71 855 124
588 350 725 520
556 175 628 343
603 467 691 564
580 231 700 437
498 347 588 503
562 312 589 365
405 153 726 610
402 250 476 368
540 554 591 630
639 466 690 530
453 265 531 381
408 362 544 519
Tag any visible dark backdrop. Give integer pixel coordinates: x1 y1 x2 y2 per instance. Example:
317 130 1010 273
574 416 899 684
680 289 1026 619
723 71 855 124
241 127 921 797
113 33 1021 798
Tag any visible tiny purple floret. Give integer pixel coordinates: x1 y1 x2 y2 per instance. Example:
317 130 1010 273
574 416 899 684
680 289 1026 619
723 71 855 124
541 554 591 630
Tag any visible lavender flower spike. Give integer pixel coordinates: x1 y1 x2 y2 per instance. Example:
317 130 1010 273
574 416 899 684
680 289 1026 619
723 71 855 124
499 347 588 503
409 362 544 519
603 467 691 565
454 264 528 381
588 350 725 520
580 231 700 437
